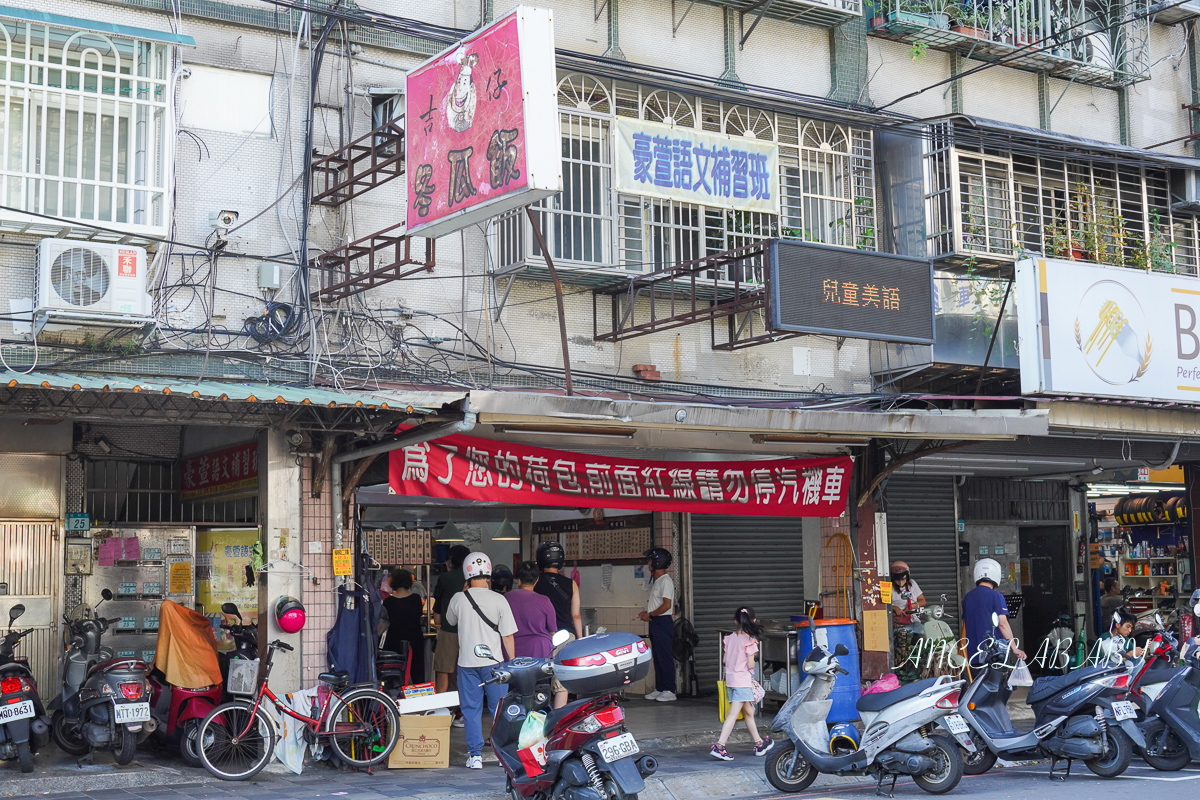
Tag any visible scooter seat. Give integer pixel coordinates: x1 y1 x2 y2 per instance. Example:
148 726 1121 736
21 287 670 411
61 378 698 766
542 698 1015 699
1027 665 1111 704
319 670 350 687
856 677 939 712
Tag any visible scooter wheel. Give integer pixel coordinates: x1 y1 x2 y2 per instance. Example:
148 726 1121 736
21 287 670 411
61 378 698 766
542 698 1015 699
1141 719 1191 772
16 740 33 773
113 727 137 766
179 719 203 767
1085 727 1133 778
912 734 963 794
765 745 817 793
961 746 997 775
50 711 90 756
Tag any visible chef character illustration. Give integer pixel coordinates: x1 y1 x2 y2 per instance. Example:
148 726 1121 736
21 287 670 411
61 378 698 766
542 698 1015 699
444 50 479 133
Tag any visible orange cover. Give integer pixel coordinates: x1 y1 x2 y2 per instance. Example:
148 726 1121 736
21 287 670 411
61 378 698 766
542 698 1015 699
153 600 222 689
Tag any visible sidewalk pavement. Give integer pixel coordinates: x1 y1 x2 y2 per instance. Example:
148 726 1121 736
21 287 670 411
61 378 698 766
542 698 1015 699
0 693 1036 800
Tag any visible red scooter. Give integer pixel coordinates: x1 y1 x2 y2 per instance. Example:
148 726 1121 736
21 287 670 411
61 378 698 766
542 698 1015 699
489 632 657 800
147 601 225 766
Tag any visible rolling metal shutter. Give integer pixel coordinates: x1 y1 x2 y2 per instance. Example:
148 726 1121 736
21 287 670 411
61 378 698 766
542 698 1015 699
690 515 804 687
884 475 959 627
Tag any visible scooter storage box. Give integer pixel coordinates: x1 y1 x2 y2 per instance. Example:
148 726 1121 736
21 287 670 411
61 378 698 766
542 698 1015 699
552 632 651 696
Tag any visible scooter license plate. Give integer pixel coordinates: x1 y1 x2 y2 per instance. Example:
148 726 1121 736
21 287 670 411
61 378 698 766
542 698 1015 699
113 702 150 724
597 732 640 763
944 714 970 734
1112 701 1137 721
0 700 34 723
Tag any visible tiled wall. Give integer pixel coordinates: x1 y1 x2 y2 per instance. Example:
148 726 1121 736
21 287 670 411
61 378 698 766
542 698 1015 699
300 456 338 685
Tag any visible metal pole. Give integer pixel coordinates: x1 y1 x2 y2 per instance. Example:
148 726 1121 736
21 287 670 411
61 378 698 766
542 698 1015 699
973 278 1013 397
525 205 575 396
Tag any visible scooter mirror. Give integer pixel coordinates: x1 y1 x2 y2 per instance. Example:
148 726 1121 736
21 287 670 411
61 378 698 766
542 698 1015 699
100 588 113 601
1194 602 1200 617
7 603 24 623
991 612 999 627
834 643 849 656
933 606 944 619
474 644 495 660
1156 613 1164 626
551 629 571 648
221 602 241 620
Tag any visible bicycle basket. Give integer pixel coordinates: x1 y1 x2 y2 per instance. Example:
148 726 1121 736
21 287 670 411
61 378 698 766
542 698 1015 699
227 658 260 696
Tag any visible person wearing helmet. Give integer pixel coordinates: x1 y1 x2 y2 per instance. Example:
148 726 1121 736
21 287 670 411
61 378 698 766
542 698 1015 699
889 560 926 625
534 540 582 708
444 551 517 770
432 544 471 695
962 558 1025 668
637 547 677 702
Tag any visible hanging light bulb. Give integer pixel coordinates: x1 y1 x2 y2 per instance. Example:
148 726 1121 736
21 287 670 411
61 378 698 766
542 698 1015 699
493 513 520 541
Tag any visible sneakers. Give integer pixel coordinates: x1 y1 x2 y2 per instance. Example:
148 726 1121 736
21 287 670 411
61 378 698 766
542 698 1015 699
754 736 774 756
710 743 733 761
451 714 465 728
644 690 661 700
465 755 483 769
655 691 677 702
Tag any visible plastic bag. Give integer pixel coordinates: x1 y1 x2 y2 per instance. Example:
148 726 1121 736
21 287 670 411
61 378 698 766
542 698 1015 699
863 674 900 695
519 710 547 750
1009 659 1033 687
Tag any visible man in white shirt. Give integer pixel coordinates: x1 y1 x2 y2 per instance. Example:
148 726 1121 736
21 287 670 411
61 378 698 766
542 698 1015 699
637 547 676 702
444 552 517 769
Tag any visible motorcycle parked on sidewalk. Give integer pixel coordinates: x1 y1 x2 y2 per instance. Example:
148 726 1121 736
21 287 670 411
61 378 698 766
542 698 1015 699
491 631 658 800
766 641 974 795
147 600 225 766
955 612 1143 780
1137 600 1200 771
50 589 152 765
0 603 51 772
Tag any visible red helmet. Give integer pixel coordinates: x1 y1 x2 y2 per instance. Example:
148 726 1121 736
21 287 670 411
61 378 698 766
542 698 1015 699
275 596 306 634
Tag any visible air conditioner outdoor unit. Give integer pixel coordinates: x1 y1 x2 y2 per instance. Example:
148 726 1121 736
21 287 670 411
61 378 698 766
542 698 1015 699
33 240 155 344
1171 169 1200 212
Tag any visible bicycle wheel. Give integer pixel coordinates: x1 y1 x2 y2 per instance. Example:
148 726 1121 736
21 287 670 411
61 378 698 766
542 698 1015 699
197 701 276 781
323 688 399 767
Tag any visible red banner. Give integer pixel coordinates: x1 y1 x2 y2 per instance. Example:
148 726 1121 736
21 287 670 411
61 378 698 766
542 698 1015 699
388 429 852 517
181 441 258 501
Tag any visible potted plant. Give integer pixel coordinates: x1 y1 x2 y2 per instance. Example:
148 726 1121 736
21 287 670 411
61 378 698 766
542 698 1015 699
951 3 992 39
885 0 951 29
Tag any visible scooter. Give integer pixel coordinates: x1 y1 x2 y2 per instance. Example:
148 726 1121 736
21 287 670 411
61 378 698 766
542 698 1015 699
147 602 224 767
766 641 974 796
1137 600 1200 771
50 589 152 765
489 632 659 800
0 603 51 773
955 612 1143 780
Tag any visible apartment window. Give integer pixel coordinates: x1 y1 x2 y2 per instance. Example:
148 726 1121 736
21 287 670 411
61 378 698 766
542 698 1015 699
531 112 611 265
0 21 171 231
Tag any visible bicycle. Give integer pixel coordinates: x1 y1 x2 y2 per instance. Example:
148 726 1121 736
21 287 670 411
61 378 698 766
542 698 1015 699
196 639 399 780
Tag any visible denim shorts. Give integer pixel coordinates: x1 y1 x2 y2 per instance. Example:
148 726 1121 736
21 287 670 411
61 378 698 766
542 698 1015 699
727 686 755 703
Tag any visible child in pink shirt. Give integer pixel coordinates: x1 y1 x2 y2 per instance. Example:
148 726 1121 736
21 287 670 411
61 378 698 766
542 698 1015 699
712 607 772 760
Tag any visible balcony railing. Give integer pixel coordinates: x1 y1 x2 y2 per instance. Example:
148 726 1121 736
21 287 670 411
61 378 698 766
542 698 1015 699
867 0 1152 87
699 0 863 30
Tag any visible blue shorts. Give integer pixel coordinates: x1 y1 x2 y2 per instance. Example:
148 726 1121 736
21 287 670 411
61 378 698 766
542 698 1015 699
727 686 755 703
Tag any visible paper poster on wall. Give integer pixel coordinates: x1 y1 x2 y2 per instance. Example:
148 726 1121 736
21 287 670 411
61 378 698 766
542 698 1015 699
332 548 353 576
196 530 259 620
168 561 193 595
879 580 892 605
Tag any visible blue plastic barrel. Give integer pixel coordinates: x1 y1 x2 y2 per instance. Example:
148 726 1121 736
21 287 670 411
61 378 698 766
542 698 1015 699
795 618 861 723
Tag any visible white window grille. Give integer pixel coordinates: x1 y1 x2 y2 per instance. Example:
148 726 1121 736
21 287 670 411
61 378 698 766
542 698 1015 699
0 20 171 232
494 73 876 277
931 125 1200 275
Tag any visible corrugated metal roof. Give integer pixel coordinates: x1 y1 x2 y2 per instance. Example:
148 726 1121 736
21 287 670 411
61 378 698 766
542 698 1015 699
0 370 403 410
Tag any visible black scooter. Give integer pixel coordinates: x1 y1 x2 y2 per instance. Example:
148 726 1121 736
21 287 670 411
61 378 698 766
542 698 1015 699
0 603 51 772
1138 601 1200 771
956 614 1143 780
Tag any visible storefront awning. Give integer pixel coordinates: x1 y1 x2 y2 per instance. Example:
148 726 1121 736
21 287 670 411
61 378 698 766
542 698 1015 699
0 5 198 47
0 370 459 433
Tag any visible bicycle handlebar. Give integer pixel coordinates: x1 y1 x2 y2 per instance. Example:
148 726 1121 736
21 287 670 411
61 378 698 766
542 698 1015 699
269 640 294 652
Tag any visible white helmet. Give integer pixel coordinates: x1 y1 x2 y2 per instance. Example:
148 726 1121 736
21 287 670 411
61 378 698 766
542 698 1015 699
974 558 1002 587
464 551 492 581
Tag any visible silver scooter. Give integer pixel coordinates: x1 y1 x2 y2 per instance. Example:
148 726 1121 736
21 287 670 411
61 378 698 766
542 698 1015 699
766 641 975 796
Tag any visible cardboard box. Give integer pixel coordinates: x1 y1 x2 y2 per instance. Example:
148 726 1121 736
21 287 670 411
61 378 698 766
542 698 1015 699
388 714 453 769
397 690 458 715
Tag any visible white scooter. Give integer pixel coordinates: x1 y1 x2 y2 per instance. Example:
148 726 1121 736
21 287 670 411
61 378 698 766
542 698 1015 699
766 641 975 796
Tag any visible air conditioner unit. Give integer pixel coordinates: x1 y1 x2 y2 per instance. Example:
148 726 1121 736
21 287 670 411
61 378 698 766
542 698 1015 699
33 240 155 344
1171 169 1200 212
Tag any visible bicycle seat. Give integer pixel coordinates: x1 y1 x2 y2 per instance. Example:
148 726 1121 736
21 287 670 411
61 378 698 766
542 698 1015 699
319 670 350 687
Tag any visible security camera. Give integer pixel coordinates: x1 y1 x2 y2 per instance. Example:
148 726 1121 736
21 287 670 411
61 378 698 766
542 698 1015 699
209 209 239 230
286 430 304 447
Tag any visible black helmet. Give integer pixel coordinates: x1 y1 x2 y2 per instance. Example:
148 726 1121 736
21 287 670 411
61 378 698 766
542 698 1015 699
491 565 513 593
644 547 672 571
536 541 566 570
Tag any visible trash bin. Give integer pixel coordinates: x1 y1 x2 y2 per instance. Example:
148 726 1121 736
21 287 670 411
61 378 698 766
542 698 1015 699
795 618 860 723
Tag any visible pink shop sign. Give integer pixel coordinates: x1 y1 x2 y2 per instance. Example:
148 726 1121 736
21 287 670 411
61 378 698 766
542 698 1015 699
405 6 560 238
